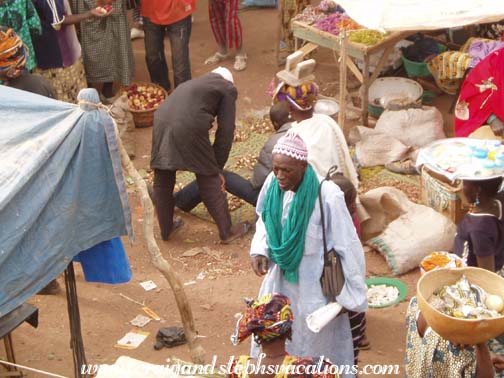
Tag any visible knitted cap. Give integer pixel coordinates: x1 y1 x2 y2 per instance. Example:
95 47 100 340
272 130 308 161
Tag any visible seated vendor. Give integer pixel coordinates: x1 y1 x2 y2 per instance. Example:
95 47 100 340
454 47 504 138
229 293 340 378
0 27 55 98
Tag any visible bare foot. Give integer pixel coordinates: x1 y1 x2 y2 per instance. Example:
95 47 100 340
220 221 251 244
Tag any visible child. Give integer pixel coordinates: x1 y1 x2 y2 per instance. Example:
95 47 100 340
330 173 369 363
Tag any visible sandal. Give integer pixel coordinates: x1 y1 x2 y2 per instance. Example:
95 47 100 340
233 54 247 71
221 221 251 244
204 52 229 65
385 159 418 175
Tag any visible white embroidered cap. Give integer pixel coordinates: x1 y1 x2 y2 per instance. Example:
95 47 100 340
272 130 308 161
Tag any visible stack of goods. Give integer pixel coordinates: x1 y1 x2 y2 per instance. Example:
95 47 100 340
367 284 399 307
417 138 504 181
420 252 465 274
292 5 327 24
126 83 166 112
429 275 504 319
313 12 362 36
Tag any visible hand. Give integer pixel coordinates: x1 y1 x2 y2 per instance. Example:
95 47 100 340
0 67 15 81
251 255 268 276
219 173 226 192
89 7 110 17
489 117 504 137
492 353 504 372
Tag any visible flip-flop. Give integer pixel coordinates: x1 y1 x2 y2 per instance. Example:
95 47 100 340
233 54 247 71
204 52 229 65
358 341 371 350
220 221 251 244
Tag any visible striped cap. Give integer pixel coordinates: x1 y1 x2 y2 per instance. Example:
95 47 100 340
272 130 308 161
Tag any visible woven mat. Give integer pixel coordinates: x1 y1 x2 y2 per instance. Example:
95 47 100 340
359 165 421 203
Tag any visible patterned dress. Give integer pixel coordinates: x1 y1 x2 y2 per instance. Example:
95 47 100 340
227 355 339 378
0 0 41 71
70 0 134 85
405 297 477 378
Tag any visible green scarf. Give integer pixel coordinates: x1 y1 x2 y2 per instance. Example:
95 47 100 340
262 164 319 283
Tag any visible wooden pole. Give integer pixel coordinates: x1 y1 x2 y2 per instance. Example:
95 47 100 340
338 32 348 131
115 126 205 364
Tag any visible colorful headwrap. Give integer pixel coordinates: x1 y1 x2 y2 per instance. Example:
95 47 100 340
272 130 308 161
0 27 28 78
273 81 319 111
231 293 293 345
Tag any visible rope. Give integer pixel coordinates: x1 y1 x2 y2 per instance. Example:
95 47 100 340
77 99 111 111
0 359 69 378
64 263 88 378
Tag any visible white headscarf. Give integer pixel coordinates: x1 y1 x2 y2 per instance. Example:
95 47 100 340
211 66 234 84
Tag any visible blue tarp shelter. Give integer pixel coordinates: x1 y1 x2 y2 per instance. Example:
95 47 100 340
0 87 133 316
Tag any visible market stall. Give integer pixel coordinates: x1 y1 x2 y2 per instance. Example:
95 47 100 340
292 19 412 127
290 1 504 130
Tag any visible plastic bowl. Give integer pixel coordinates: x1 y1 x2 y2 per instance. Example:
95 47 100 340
368 77 423 118
314 98 339 116
417 267 504 345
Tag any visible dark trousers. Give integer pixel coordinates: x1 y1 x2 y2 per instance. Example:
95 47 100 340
175 171 260 212
143 16 192 92
153 169 232 240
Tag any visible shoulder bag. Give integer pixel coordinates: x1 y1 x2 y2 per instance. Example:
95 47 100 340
319 166 345 299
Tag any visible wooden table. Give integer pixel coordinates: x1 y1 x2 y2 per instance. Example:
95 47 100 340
292 21 414 128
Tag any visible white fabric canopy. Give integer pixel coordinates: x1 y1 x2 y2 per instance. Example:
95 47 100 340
336 0 504 31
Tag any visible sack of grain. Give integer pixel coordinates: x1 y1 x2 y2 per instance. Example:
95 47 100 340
366 199 456 276
349 126 410 167
375 106 445 149
360 187 410 241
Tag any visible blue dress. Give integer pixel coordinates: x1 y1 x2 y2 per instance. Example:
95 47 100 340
74 237 131 284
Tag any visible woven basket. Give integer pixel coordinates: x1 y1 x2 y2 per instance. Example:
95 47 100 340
417 267 504 345
125 82 167 128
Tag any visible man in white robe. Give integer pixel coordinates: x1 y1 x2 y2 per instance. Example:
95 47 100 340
250 131 367 378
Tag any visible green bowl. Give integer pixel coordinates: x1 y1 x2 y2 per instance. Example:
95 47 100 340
368 103 384 118
366 277 408 308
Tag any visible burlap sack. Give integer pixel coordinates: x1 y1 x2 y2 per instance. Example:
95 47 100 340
361 187 457 276
110 95 136 159
375 106 445 149
360 187 410 241
349 126 410 167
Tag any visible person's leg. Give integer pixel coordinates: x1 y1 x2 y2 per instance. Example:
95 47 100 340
205 0 229 64
166 15 192 88
228 0 247 71
174 180 203 212
131 1 145 39
348 311 366 364
153 169 176 240
196 173 232 240
223 171 260 206
143 18 171 91
102 82 114 98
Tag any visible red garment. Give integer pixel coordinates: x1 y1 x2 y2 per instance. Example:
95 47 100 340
142 0 196 25
352 212 361 239
454 48 504 137
209 0 243 49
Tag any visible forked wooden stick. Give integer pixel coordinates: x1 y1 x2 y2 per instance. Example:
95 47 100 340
115 125 205 364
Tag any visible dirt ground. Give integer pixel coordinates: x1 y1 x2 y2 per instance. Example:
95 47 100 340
3 3 458 377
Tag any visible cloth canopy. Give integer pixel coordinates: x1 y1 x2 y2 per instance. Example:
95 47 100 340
336 0 504 31
0 86 132 317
